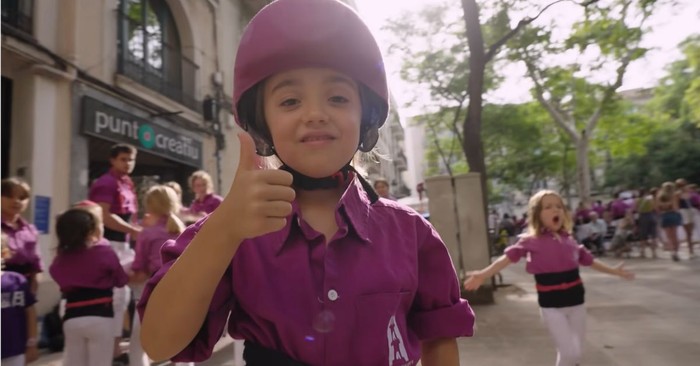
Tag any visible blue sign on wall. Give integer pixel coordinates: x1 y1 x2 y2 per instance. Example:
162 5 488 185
34 196 51 234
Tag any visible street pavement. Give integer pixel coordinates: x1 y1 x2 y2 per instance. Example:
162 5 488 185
33 246 700 366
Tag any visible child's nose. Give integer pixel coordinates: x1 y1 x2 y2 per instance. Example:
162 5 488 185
303 100 329 125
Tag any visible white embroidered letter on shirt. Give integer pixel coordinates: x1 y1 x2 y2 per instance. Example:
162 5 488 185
387 315 409 365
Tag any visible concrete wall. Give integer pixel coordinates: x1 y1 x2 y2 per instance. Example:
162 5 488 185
426 173 494 304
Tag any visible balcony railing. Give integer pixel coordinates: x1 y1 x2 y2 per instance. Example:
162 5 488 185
117 13 199 112
1 0 33 34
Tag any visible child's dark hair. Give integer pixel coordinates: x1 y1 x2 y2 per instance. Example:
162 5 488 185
56 209 99 254
110 143 136 158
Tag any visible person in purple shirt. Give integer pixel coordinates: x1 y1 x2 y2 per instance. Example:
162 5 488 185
138 1 475 365
1 177 43 294
373 177 397 201
130 185 191 366
49 207 129 366
183 170 223 223
88 143 141 363
2 233 39 366
465 190 634 366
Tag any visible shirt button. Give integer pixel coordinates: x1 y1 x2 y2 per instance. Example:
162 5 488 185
327 289 339 301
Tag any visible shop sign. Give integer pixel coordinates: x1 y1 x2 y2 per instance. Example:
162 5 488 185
81 97 203 167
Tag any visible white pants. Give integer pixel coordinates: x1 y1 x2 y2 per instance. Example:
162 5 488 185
110 240 134 337
541 304 586 366
2 354 25 366
63 316 115 366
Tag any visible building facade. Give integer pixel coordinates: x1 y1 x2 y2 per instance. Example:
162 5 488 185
2 0 262 313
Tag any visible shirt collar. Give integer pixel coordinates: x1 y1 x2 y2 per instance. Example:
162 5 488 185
272 175 373 256
1 216 28 231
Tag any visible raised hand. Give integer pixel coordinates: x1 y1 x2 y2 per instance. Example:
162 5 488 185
217 132 295 242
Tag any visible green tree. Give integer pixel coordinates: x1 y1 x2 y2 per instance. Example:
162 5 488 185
508 0 662 202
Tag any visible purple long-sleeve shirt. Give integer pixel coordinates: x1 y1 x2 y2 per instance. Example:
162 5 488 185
132 218 176 275
138 177 474 365
1 217 43 275
505 232 595 274
49 239 129 292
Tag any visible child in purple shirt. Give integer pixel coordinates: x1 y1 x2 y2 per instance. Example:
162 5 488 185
2 233 39 366
465 190 634 366
49 207 129 366
1 177 43 294
138 1 475 365
182 170 223 224
130 185 190 366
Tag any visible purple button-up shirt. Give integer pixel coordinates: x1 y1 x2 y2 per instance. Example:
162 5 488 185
1 217 43 274
505 232 594 275
138 177 475 365
49 238 129 292
188 193 223 215
132 218 175 275
89 170 137 215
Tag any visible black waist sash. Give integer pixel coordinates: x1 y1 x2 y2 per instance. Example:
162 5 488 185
104 213 132 242
534 268 585 308
63 288 114 321
3 263 34 277
243 341 309 366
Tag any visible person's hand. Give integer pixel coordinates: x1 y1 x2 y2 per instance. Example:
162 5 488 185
212 132 295 242
25 344 39 363
129 225 142 239
463 271 486 291
615 262 635 280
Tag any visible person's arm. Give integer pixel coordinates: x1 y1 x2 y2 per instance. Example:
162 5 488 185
421 338 459 366
141 133 295 361
463 255 512 291
97 202 141 237
25 304 39 363
590 259 635 280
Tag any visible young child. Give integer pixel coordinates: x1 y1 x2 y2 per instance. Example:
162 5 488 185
129 185 190 366
464 190 634 366
2 232 39 366
49 205 129 366
1 177 43 294
138 1 474 365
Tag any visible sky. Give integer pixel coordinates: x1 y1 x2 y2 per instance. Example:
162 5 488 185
353 0 700 120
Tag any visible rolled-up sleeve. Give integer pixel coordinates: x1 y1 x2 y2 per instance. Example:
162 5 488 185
407 223 475 341
504 236 530 263
136 217 235 362
89 178 116 205
578 245 594 266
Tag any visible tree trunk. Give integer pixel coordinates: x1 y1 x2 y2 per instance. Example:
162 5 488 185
575 138 592 203
461 0 489 219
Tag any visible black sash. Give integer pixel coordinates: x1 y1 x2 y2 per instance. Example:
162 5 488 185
3 263 34 277
243 341 309 366
63 288 114 321
534 268 585 308
104 213 132 242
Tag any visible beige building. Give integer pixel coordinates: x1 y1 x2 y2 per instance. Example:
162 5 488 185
2 0 265 314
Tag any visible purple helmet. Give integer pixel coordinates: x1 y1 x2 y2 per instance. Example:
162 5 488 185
233 0 389 155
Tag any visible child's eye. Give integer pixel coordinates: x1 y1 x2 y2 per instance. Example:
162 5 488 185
280 98 299 107
329 96 349 103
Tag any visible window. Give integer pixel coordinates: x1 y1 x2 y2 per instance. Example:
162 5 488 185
1 0 33 34
117 0 198 111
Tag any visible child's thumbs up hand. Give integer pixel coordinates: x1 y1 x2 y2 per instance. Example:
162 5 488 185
217 132 295 242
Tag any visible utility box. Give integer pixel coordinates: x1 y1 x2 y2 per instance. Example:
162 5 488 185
426 173 494 304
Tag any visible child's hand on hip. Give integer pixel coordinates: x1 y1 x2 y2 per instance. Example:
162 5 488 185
215 132 295 242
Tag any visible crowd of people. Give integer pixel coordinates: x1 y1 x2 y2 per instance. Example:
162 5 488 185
1 143 223 366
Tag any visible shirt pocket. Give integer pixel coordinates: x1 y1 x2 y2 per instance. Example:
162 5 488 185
353 291 418 365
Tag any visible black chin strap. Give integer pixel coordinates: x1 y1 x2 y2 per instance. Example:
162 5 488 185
280 165 379 204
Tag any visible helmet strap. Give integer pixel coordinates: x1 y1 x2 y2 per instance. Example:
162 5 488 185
279 164 379 203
